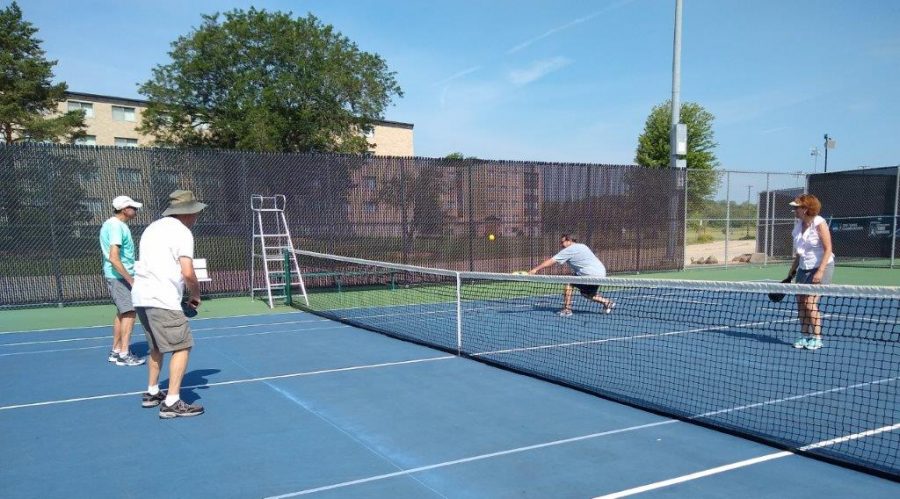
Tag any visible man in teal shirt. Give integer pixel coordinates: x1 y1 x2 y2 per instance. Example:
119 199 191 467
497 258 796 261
99 195 145 366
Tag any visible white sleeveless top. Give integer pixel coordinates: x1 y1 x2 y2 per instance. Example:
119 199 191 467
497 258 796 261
792 216 835 270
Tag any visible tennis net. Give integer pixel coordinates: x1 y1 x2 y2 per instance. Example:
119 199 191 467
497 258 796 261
286 249 900 479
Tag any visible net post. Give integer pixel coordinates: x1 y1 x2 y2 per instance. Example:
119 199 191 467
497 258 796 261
455 271 462 355
283 248 292 306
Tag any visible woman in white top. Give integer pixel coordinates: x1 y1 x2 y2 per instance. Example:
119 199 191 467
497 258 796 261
786 194 834 350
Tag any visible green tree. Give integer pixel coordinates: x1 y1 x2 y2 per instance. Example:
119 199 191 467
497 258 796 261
138 8 403 152
634 101 720 213
0 2 86 143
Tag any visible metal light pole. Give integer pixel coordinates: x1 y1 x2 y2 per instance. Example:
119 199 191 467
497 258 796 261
823 134 836 172
669 0 686 169
810 147 819 173
668 0 686 265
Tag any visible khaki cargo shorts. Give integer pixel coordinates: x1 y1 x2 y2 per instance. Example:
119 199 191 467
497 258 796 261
136 307 194 353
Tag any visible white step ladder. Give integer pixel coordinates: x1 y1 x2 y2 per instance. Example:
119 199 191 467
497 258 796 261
250 195 309 308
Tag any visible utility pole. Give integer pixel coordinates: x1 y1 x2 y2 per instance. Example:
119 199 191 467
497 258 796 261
810 147 819 173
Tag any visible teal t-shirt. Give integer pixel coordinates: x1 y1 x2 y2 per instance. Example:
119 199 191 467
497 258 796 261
99 217 136 279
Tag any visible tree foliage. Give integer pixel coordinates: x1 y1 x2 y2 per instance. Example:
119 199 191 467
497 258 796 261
138 8 403 153
0 2 85 143
634 101 720 213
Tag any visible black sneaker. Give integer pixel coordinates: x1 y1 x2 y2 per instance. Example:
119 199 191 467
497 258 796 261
159 399 204 419
141 390 167 408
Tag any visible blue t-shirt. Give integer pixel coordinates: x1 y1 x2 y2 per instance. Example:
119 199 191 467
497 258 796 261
99 217 136 279
552 243 606 277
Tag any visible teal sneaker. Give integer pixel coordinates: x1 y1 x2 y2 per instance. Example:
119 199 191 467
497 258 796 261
806 338 824 350
793 337 808 349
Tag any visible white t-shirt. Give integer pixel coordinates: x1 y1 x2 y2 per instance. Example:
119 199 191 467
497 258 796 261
792 215 835 270
132 217 194 310
552 243 607 277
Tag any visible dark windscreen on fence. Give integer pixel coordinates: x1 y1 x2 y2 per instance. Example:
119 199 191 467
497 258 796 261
0 143 686 306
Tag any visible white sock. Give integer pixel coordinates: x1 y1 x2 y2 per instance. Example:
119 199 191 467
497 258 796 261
147 385 159 395
164 394 180 406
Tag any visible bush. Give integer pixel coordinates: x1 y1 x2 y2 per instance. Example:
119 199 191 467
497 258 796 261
696 232 715 243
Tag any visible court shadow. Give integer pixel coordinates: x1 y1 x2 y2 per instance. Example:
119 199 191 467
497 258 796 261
130 340 149 357
720 329 793 346
160 369 221 403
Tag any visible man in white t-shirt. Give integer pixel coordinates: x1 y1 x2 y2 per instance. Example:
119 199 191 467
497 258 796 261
528 234 615 317
132 190 207 419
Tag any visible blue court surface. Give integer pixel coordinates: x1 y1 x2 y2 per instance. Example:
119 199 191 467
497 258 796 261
1 299 899 498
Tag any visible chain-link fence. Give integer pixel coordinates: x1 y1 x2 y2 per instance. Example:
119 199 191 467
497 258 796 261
1 144 686 307
686 167 899 270
686 169 806 267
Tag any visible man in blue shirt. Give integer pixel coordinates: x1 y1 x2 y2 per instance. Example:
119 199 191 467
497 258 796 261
528 234 615 317
99 195 145 366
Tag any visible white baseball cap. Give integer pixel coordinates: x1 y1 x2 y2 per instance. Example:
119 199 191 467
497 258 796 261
112 195 143 210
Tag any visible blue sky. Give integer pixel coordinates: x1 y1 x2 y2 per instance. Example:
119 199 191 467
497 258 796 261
13 0 900 173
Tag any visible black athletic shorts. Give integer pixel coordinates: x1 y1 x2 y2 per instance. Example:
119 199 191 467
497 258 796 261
572 284 599 297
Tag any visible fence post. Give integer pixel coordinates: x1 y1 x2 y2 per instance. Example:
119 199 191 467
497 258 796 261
763 174 770 265
467 161 475 271
46 156 64 306
399 158 410 264
724 171 731 269
682 168 688 270
892 166 899 269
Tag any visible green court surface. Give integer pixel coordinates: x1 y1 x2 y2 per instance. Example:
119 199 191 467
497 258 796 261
3 264 897 333
631 264 900 287
0 296 289 333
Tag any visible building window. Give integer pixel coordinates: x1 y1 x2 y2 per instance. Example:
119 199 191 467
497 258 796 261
364 176 377 190
116 168 142 184
79 170 100 182
80 198 104 218
155 171 178 187
111 106 136 122
74 135 96 146
364 202 377 213
67 101 94 118
114 137 138 147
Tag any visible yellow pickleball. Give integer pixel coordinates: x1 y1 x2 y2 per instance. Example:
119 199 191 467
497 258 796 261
488 234 495 241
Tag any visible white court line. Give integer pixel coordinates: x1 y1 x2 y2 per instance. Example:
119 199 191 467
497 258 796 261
0 325 352 357
0 318 330 348
263 420 679 499
263 376 900 499
472 317 801 357
826 314 899 326
0 309 308 335
694 375 900 419
0 355 453 411
593 423 900 498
